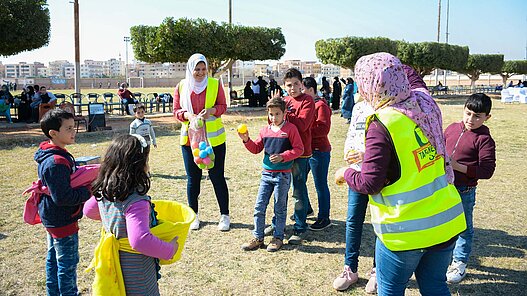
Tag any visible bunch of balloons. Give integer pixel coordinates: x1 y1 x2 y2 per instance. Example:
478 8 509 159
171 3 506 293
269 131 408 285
192 140 215 170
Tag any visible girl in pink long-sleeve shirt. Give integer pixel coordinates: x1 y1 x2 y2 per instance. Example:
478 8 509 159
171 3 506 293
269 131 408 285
84 134 178 296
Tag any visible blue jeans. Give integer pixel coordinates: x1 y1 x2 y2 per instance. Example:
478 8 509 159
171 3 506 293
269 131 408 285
376 239 454 296
254 171 291 240
452 186 476 263
291 158 310 233
306 151 331 220
344 189 369 272
46 233 80 296
181 143 229 215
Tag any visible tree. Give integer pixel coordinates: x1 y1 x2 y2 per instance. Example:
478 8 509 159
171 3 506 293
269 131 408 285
0 0 50 56
397 41 469 77
500 60 527 87
315 37 398 69
130 18 286 77
460 54 504 90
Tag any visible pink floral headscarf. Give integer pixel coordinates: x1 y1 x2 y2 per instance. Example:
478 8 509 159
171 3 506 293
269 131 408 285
354 52 454 183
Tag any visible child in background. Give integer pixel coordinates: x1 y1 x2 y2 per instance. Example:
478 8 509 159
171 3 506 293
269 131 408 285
129 103 157 154
445 93 496 283
84 134 178 295
238 97 304 252
333 96 377 292
34 109 92 295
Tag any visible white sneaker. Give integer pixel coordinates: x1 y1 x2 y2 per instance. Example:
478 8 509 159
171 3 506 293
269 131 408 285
446 260 467 283
218 214 230 231
190 214 200 230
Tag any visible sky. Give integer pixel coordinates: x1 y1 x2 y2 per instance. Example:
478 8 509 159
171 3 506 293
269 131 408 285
1 0 526 65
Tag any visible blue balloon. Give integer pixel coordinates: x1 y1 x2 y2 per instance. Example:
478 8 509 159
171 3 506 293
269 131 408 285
206 146 213 155
199 150 208 158
199 141 207 150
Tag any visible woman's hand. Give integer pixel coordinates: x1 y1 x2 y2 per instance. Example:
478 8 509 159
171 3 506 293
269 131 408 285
345 149 364 165
335 167 348 185
198 107 216 119
184 112 196 121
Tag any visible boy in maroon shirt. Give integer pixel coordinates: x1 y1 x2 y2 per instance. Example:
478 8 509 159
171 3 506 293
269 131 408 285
444 93 496 283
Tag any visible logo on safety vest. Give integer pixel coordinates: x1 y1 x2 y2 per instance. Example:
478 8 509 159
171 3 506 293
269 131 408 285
412 126 441 171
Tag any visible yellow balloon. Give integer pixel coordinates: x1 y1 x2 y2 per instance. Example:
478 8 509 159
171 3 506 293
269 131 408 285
192 148 200 157
237 124 247 134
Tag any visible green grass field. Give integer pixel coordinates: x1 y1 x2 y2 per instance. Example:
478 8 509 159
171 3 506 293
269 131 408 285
0 97 525 295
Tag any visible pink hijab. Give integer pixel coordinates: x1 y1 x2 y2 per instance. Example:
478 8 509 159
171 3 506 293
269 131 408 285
354 52 454 183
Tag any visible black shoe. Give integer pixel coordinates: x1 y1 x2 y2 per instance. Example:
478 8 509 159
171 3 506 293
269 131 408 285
289 209 314 221
309 218 332 231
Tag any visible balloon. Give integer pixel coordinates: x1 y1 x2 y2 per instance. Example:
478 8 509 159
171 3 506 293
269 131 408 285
202 157 211 165
199 141 207 150
207 162 214 170
206 146 213 155
191 142 199 149
237 124 247 134
194 156 203 164
192 148 200 157
199 150 208 158
209 152 215 161
198 163 206 169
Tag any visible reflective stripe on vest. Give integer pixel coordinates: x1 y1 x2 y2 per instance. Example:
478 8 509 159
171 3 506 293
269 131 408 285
367 107 466 251
179 78 226 146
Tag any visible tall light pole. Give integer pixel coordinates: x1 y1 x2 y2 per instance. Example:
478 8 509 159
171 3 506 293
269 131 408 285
435 0 441 86
73 0 81 112
124 36 130 84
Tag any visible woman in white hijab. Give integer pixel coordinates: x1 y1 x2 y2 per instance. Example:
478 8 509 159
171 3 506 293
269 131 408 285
173 53 230 231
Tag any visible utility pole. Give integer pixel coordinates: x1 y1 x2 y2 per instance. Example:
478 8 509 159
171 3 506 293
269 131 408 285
124 36 130 85
73 0 81 112
435 0 441 86
228 0 233 102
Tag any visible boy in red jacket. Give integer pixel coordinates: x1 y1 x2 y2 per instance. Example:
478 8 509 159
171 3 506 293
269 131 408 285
444 93 496 283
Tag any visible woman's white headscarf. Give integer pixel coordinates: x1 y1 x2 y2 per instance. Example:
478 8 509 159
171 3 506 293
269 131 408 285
180 53 208 115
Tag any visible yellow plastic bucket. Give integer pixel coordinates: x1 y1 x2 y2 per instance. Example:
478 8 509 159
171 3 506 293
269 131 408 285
151 200 196 264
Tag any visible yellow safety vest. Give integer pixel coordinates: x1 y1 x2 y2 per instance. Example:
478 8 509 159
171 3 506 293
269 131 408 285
367 107 466 251
179 78 226 146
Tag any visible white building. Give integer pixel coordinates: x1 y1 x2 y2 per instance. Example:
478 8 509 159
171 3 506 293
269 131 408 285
321 64 341 77
4 62 45 78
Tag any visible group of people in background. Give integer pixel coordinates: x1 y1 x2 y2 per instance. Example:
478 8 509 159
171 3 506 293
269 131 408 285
508 79 527 88
28 51 496 296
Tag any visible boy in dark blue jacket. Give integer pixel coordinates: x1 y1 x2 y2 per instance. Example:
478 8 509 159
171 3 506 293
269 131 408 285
35 109 91 296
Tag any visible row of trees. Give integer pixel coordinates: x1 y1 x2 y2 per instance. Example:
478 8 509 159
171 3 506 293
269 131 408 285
130 18 286 77
316 36 527 88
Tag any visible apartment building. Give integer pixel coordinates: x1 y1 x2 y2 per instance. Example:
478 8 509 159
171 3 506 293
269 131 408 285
4 62 45 78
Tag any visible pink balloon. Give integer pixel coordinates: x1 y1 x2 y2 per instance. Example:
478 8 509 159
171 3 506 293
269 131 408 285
194 156 203 164
202 157 211 165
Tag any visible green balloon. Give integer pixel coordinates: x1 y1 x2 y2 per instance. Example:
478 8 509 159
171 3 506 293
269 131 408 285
198 163 206 170
207 162 215 170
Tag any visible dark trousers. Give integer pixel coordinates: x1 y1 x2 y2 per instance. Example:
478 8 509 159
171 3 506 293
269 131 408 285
181 143 229 215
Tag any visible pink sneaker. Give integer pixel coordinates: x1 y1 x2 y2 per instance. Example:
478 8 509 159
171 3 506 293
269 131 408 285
365 267 377 294
333 265 358 291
